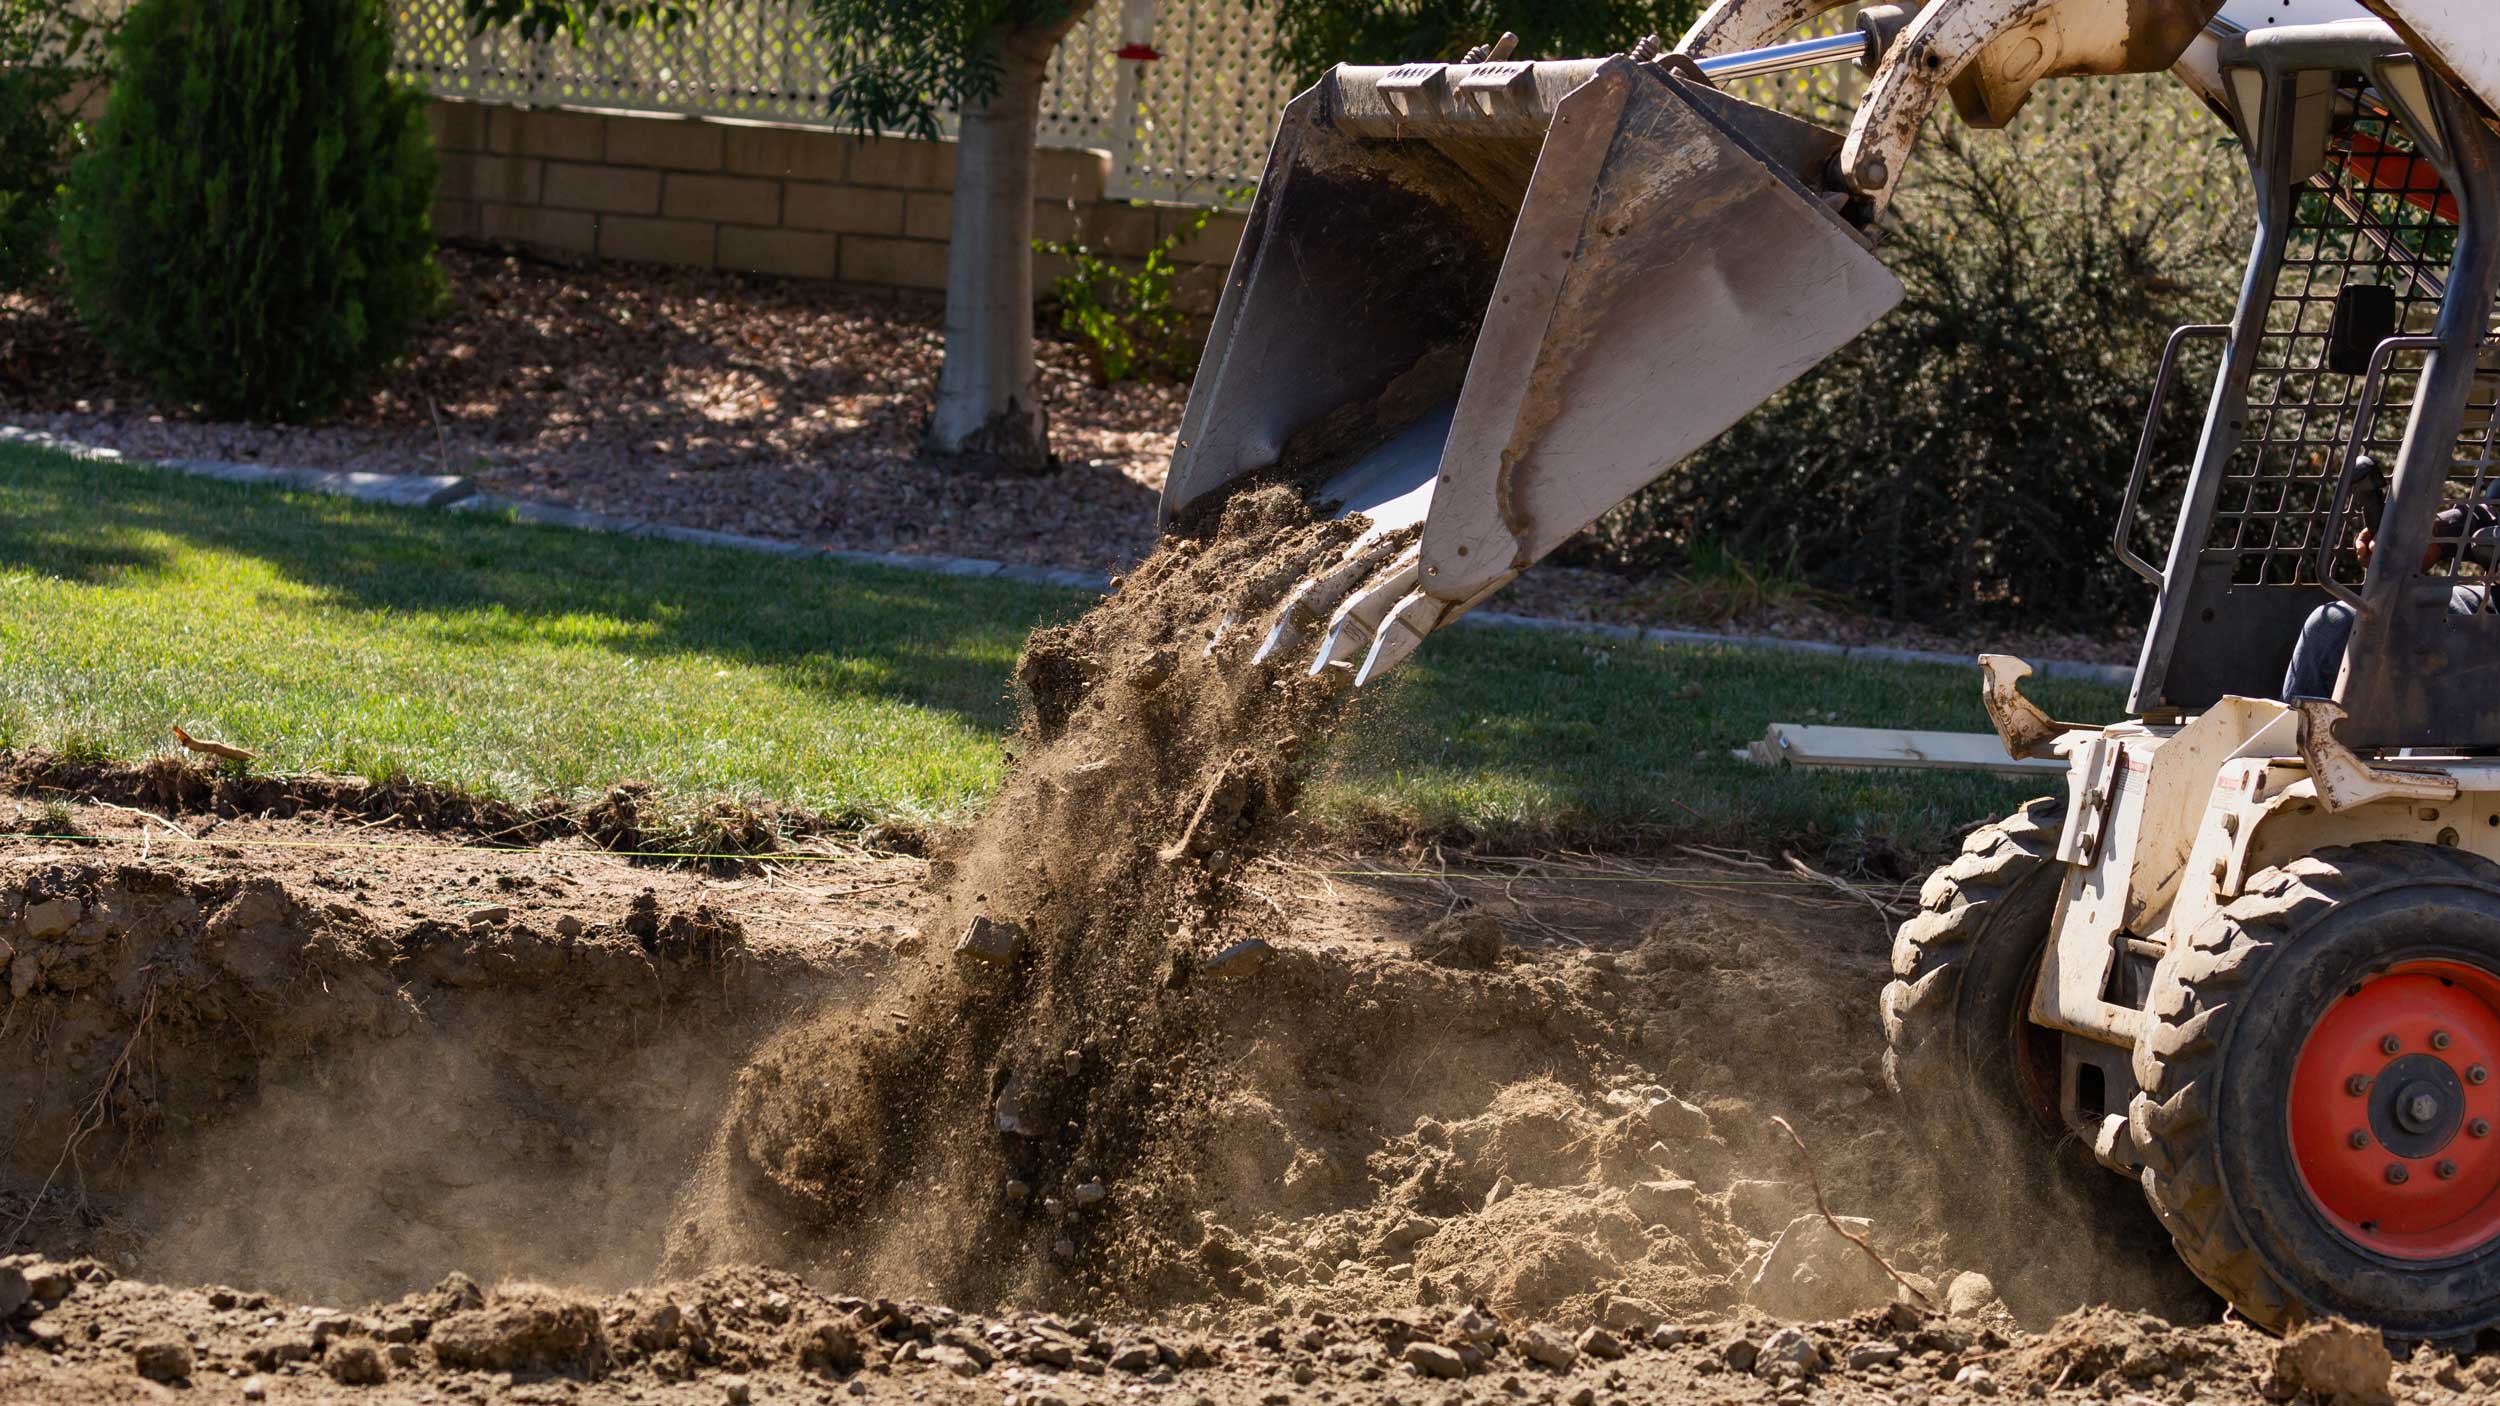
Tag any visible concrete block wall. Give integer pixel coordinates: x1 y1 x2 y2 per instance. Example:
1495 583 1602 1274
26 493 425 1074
425 99 1246 310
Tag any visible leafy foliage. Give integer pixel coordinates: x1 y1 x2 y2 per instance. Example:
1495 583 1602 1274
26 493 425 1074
1275 0 1704 83
1570 78 2254 630
1037 200 1229 384
0 1 116 292
809 0 1087 140
60 0 444 422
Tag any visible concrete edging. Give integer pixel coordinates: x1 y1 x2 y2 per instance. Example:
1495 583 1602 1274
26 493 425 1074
1 424 2136 689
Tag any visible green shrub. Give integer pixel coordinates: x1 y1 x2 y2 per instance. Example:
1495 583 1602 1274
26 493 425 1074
1037 200 1230 384
0 2 115 292
1571 78 2254 631
60 0 442 421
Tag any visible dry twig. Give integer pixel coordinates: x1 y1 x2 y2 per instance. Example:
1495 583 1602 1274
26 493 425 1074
1769 1113 1933 1308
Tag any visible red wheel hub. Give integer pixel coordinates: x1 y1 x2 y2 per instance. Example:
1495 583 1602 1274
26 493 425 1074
2290 959 2500 1258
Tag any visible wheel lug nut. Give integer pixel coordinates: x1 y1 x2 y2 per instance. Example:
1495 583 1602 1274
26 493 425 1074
2382 1035 2403 1055
2388 1163 2411 1185
2347 1074 2371 1096
2475 1119 2493 1139
2349 1129 2370 1149
2438 1160 2459 1180
2433 1030 2454 1050
2473 1066 2490 1086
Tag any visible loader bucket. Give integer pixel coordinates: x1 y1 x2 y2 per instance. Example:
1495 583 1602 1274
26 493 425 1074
1163 55 1903 682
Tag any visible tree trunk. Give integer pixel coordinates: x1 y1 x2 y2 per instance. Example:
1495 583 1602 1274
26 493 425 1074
925 10 1091 474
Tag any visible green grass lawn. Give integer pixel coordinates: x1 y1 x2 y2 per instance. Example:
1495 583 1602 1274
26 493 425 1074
0 442 2123 856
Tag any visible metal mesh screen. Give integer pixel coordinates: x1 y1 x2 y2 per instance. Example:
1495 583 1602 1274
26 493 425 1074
2210 75 2458 587
382 0 1290 206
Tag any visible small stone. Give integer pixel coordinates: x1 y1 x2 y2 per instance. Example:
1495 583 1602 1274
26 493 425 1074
1574 1326 1625 1361
1403 1342 1467 1379
1723 1336 1762 1373
1627 1178 1702 1226
1514 1325 1576 1370
2270 1320 2392 1405
465 905 511 927
1109 1342 1159 1373
1755 1327 1821 1379
23 1263 75 1303
386 1343 416 1368
0 1264 26 1319
133 1339 193 1383
1846 1341 1904 1371
1643 1093 1713 1141
555 914 584 937
721 1375 753 1404
1568 1387 1597 1406
1199 938 1274 981
1943 1271 1997 1318
1006 1179 1031 1201
242 1377 269 1402
1601 1294 1664 1333
324 1340 389 1386
22 897 80 937
1070 1180 1108 1206
1749 1215 1896 1320
1651 1324 1694 1348
956 915 1027 965
1484 1175 1515 1210
1954 1365 1999 1396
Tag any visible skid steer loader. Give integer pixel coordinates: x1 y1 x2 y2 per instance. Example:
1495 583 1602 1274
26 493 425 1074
1163 0 2500 1343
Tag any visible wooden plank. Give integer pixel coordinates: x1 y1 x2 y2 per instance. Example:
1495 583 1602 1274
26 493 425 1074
1741 724 2065 777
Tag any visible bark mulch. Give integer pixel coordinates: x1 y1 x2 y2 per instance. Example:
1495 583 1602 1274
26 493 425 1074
0 245 2136 667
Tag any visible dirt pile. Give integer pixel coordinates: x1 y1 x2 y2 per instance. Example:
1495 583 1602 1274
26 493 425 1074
678 486 1387 1308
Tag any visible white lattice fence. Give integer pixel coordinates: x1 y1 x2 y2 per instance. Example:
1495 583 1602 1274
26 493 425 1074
386 0 1293 206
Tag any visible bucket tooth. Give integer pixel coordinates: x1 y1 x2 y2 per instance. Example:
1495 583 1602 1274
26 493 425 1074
1313 549 1423 675
1253 536 1403 666
1354 590 1446 687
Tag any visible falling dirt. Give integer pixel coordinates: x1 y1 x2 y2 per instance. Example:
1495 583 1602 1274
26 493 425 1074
676 485 1380 1309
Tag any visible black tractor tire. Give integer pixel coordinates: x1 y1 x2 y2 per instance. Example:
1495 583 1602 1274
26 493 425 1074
2131 843 2500 1341
1882 796 2073 1169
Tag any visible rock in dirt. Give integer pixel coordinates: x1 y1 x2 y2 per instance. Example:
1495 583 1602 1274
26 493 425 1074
22 897 80 937
954 915 1026 965
1956 1364 2001 1395
1575 1326 1626 1361
325 1340 390 1386
790 1317 866 1375
1845 1341 1903 1371
1945 1270 1999 1318
430 1288 608 1374
1200 936 1274 981
1749 1214 1897 1320
1643 1092 1713 1142
1403 1341 1468 1378
1514 1324 1576 1370
1602 1295 1664 1333
132 1338 193 1383
241 1377 268 1402
0 1264 26 1319
1756 1326 1823 1379
2268 1320 2392 1405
